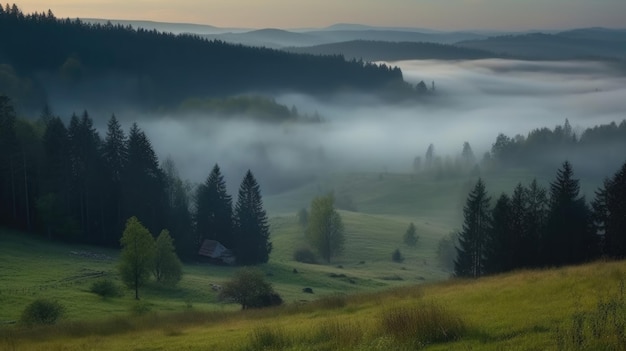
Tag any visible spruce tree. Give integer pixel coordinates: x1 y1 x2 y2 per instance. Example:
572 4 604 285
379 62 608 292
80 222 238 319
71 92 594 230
233 170 271 265
544 161 597 266
102 114 127 245
524 179 548 267
195 164 233 248
124 123 166 235
484 193 513 274
594 161 626 258
455 178 491 278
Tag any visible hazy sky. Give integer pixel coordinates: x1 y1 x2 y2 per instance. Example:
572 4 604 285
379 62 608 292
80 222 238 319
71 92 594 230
16 0 626 30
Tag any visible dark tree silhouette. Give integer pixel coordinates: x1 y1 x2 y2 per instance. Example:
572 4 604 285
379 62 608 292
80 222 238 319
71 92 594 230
543 161 597 266
455 178 491 278
233 170 271 265
195 164 234 248
593 161 626 258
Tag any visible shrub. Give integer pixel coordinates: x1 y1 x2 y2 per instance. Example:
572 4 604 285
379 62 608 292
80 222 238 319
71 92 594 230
392 249 404 263
20 299 65 327
219 267 283 309
89 280 123 298
293 247 317 264
381 303 466 346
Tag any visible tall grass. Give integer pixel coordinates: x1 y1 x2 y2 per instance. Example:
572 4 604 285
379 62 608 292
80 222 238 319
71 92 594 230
381 303 466 347
556 281 626 351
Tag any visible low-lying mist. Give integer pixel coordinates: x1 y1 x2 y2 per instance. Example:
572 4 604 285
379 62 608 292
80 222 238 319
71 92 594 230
103 59 626 193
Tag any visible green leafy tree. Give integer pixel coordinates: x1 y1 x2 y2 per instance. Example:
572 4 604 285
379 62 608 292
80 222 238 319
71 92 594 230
153 229 183 286
455 179 491 278
233 170 271 265
403 222 418 246
306 193 345 263
119 216 155 300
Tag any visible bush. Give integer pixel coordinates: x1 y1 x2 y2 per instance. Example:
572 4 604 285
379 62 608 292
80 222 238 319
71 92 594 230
89 280 123 298
392 249 404 263
219 267 283 309
381 304 466 346
293 247 317 264
20 299 65 327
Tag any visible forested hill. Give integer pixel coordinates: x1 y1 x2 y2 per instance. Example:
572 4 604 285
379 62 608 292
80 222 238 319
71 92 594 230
0 5 407 111
285 40 498 62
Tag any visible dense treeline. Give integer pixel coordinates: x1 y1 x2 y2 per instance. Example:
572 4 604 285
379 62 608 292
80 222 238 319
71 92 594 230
455 160 626 277
0 96 271 264
487 119 626 175
0 4 407 111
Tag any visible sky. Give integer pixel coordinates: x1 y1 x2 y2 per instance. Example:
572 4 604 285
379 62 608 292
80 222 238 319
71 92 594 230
15 0 626 30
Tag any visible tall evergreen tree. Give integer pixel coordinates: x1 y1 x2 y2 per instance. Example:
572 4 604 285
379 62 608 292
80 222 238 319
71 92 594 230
593 161 626 258
543 161 597 266
524 179 548 267
455 178 491 278
484 193 513 274
124 123 166 235
162 158 195 261
102 114 127 245
0 95 18 226
195 164 233 248
233 170 271 265
67 111 103 243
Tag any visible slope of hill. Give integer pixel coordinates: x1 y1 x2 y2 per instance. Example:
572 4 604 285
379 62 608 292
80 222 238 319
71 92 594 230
0 8 408 111
285 40 499 62
3 238 625 350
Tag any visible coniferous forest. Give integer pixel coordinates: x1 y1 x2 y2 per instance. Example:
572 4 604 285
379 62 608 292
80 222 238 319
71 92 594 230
0 5 409 112
455 160 626 278
0 95 271 264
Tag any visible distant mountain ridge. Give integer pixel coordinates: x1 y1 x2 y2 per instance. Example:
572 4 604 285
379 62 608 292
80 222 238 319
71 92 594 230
458 29 626 60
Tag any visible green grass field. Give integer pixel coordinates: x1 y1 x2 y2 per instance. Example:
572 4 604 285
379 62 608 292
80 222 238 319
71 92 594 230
0 170 617 350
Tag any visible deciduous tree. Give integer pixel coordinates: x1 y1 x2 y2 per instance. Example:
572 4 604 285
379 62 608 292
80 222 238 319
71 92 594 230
119 217 154 300
306 193 345 263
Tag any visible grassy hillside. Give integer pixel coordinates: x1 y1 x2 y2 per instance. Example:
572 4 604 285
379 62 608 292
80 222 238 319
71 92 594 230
3 256 625 350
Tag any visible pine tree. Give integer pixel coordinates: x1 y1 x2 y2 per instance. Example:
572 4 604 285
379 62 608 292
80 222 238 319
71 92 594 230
67 111 104 243
161 158 194 261
124 123 166 235
455 178 491 278
484 193 513 274
0 95 18 226
524 179 548 267
102 114 127 245
544 161 597 266
195 164 233 248
594 161 626 258
233 170 271 265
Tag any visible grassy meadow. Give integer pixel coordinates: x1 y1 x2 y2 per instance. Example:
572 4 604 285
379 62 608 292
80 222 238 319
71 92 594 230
1 170 619 350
